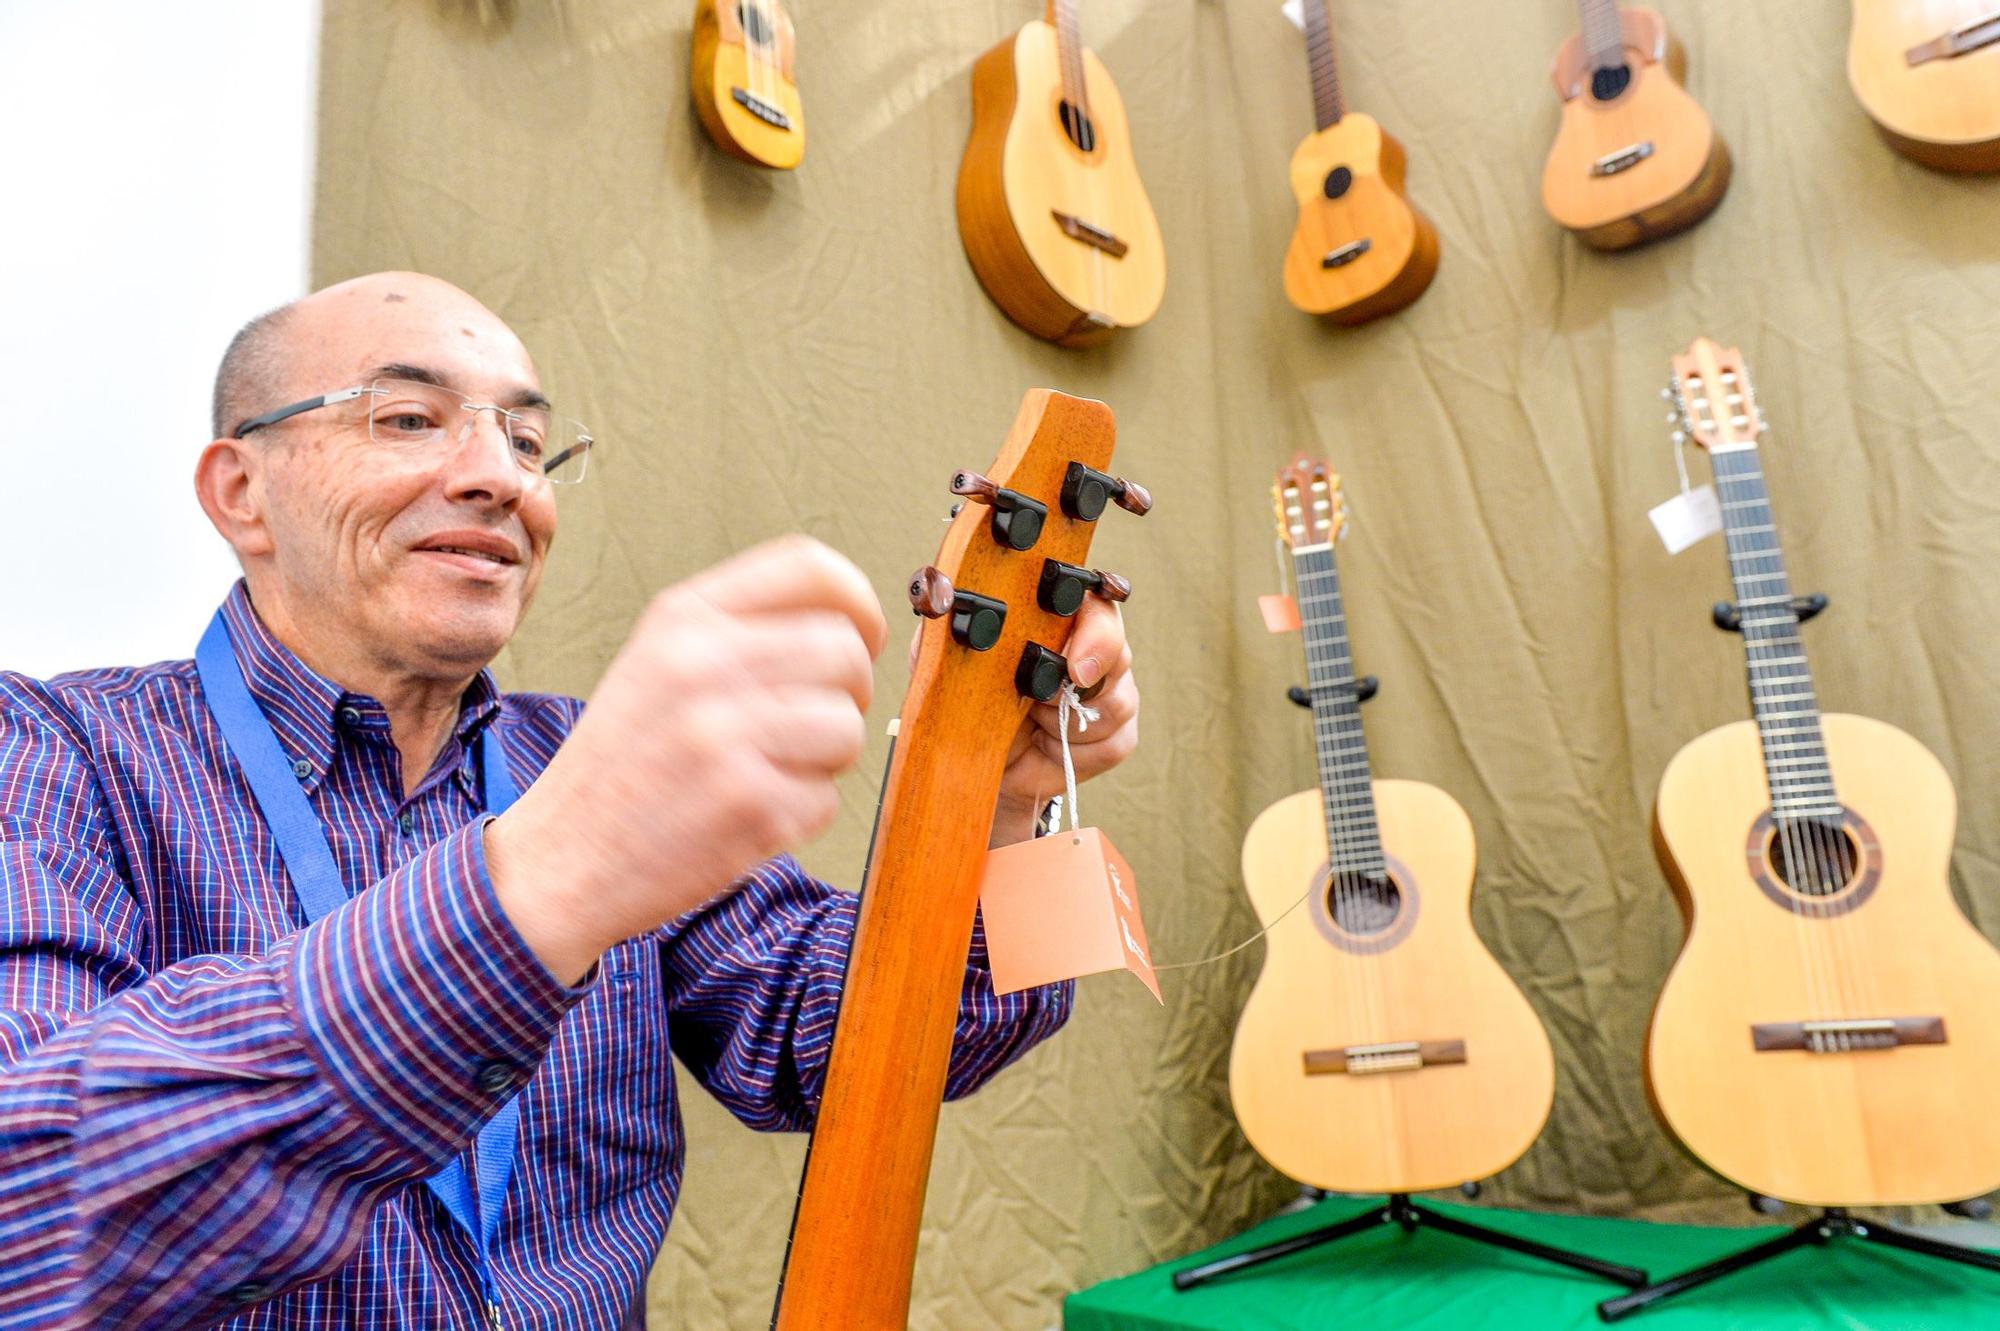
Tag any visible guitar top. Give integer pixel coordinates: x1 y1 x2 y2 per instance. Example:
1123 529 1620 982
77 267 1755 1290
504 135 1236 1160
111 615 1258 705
1849 0 2000 171
692 0 805 169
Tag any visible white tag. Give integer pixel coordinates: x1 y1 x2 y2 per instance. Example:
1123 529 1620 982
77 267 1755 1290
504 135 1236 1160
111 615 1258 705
1281 0 1305 31
1649 484 1722 555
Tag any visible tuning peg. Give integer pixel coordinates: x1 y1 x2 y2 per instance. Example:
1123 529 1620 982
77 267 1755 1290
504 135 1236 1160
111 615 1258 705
951 469 1046 551
1060 461 1152 521
1037 560 1131 616
1015 643 1068 702
908 566 1007 651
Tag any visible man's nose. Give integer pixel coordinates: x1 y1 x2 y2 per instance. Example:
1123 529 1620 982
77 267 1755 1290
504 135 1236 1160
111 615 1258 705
443 408 529 506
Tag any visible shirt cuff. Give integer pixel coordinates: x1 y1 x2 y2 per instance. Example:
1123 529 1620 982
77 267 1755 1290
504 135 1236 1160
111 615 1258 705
282 816 592 1171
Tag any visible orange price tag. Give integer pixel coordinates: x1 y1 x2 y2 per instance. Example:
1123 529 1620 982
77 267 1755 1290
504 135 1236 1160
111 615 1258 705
978 826 1160 1002
1258 594 1301 633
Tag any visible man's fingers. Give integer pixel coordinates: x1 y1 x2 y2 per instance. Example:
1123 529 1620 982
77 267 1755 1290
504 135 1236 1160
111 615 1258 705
671 535 890 659
1062 597 1126 690
1025 667 1137 740
723 613 878 712
738 685 871 775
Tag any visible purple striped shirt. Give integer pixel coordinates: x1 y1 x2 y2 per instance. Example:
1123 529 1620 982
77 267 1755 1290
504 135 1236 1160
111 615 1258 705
0 583 1072 1329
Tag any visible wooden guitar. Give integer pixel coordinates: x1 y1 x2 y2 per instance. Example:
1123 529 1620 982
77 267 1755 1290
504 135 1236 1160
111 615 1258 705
956 0 1166 347
1227 456 1554 1195
1849 0 2000 171
768 391 1148 1327
1646 339 2000 1207
1280 0 1439 323
1540 1 1730 250
692 0 805 169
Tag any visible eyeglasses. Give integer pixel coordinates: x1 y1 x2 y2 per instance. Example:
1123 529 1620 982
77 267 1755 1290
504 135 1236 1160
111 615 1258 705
232 377 595 484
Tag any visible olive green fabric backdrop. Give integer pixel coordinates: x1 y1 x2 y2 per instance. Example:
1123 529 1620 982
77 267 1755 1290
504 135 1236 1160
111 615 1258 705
315 1 2000 1326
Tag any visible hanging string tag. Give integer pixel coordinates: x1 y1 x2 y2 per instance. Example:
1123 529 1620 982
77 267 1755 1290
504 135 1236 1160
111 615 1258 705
1649 394 1721 554
1258 536 1303 633
978 681 1160 1002
1279 0 1306 32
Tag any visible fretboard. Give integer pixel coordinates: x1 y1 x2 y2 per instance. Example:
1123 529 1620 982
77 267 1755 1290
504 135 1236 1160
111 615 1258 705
1577 0 1625 68
1051 0 1093 127
1710 447 1840 821
1292 545 1384 874
1302 0 1345 130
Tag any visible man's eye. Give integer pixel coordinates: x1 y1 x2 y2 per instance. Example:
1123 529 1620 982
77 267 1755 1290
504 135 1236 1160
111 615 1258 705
378 409 437 435
509 430 546 459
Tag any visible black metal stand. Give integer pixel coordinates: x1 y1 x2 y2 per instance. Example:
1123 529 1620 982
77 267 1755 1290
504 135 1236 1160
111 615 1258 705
1597 1207 2000 1322
1171 1193 1649 1293
1711 593 1827 633
1288 675 1378 708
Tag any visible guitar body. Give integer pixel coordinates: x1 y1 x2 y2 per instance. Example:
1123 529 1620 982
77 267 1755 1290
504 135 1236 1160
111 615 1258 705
1648 713 2000 1206
691 0 805 169
1229 782 1554 1194
1849 0 2000 172
1541 7 1730 250
956 20 1166 347
1281 114 1439 323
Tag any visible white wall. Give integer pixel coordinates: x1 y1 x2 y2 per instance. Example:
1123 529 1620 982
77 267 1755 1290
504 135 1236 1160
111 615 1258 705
0 1 319 677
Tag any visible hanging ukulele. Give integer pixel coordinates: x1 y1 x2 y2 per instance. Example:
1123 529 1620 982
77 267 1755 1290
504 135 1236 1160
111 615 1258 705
956 0 1167 347
1645 338 2000 1208
1280 0 1439 323
768 390 1150 1328
692 0 805 168
1848 0 2000 172
1540 1 1730 249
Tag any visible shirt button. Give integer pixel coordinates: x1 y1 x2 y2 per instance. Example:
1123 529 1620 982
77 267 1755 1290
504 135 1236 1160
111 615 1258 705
226 1281 274 1304
397 812 416 836
338 705 362 727
291 758 314 781
475 1059 521 1095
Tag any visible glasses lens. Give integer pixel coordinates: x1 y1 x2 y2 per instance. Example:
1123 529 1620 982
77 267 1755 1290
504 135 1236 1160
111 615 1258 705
364 379 593 484
516 409 594 485
365 379 457 450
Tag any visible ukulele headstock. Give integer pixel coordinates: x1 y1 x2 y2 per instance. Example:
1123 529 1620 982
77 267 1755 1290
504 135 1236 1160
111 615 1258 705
908 390 1144 716
1668 337 1766 454
1273 452 1347 550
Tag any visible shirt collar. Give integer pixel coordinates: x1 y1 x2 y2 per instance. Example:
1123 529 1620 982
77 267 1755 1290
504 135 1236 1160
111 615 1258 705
217 581 505 792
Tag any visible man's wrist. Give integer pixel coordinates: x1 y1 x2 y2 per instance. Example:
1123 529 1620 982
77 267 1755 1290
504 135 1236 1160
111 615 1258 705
482 812 604 986
987 794 1046 849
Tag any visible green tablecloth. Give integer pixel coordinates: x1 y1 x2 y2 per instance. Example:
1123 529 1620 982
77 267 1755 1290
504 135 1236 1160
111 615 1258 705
1065 1195 2000 1330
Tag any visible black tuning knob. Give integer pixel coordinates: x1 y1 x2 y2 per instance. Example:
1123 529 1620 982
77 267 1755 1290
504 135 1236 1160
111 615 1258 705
908 567 1007 651
1016 643 1068 702
1037 560 1132 616
1060 462 1153 521
952 470 1047 552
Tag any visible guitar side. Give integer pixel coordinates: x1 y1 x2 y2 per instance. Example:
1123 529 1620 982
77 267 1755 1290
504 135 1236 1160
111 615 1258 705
1647 714 2000 1206
1848 0 2000 172
1229 781 1554 1194
1281 114 1439 324
1541 7 1730 250
957 21 1165 347
691 0 805 169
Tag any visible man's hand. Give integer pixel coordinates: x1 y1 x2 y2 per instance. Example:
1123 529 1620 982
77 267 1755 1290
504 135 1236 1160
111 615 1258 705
989 594 1139 846
486 536 888 983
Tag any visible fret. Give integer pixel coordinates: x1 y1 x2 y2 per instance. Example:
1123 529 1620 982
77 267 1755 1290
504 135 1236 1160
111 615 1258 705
1292 544 1383 868
1300 0 1344 129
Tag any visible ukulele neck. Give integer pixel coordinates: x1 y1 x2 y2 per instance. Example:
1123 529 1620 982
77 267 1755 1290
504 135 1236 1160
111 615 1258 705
1302 0 1345 131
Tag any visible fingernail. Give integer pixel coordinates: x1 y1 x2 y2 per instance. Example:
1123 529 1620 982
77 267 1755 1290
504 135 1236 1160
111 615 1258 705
1072 656 1103 687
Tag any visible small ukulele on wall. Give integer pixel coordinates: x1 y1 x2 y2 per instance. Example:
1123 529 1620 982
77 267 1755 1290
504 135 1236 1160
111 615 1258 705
692 0 805 169
1280 0 1439 323
1541 1 1730 250
1848 0 2000 171
956 0 1166 347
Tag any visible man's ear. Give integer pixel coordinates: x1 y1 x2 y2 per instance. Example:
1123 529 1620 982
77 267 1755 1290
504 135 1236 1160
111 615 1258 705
194 437 275 560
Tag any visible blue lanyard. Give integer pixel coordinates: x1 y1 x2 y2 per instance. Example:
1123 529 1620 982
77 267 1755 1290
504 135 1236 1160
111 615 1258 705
195 611 522 1314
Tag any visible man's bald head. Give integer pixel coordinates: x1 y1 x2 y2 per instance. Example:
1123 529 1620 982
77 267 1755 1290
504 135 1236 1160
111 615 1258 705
211 302 298 440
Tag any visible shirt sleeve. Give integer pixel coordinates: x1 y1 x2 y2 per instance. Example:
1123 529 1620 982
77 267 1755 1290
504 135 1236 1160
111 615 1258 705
658 855 1073 1133
0 692 587 1331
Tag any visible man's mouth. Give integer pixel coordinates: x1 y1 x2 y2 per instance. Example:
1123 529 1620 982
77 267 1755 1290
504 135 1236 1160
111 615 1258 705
425 544 513 565
415 531 523 567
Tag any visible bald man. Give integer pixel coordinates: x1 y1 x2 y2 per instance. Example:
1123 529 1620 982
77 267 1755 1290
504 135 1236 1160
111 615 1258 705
0 273 1140 1329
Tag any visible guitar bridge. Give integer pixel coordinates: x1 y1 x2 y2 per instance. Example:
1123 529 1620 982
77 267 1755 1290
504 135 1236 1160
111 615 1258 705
1591 141 1655 176
1751 1016 1946 1053
730 87 793 131
1051 211 1130 259
1321 238 1372 269
1906 11 2000 65
1303 1038 1466 1076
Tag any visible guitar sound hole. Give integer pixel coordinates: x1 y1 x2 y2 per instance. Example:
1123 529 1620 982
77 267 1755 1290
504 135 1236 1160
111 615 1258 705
1322 166 1353 200
1059 100 1097 154
1326 871 1403 935
1590 64 1632 101
736 2 772 45
1767 819 1860 898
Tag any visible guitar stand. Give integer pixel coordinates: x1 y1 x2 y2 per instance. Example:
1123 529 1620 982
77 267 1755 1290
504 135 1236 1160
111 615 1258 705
1711 593 1827 633
1287 675 1378 708
1170 1193 1649 1294
1597 1205 2000 1322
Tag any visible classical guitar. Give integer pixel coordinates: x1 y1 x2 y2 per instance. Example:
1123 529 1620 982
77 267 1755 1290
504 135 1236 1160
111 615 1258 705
1280 0 1439 323
1540 1 1730 249
956 0 1166 347
768 391 1149 1327
1647 339 2000 1206
1227 456 1554 1195
691 0 805 169
1849 0 2000 171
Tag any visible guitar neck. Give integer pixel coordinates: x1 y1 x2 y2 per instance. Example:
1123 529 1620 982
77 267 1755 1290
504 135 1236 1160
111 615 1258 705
1577 0 1625 69
1292 544 1385 874
1301 0 1345 130
1050 0 1095 127
1709 446 1840 820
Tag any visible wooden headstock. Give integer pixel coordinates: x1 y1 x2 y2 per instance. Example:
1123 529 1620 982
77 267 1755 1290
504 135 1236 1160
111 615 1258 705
1668 337 1766 454
1273 452 1348 550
